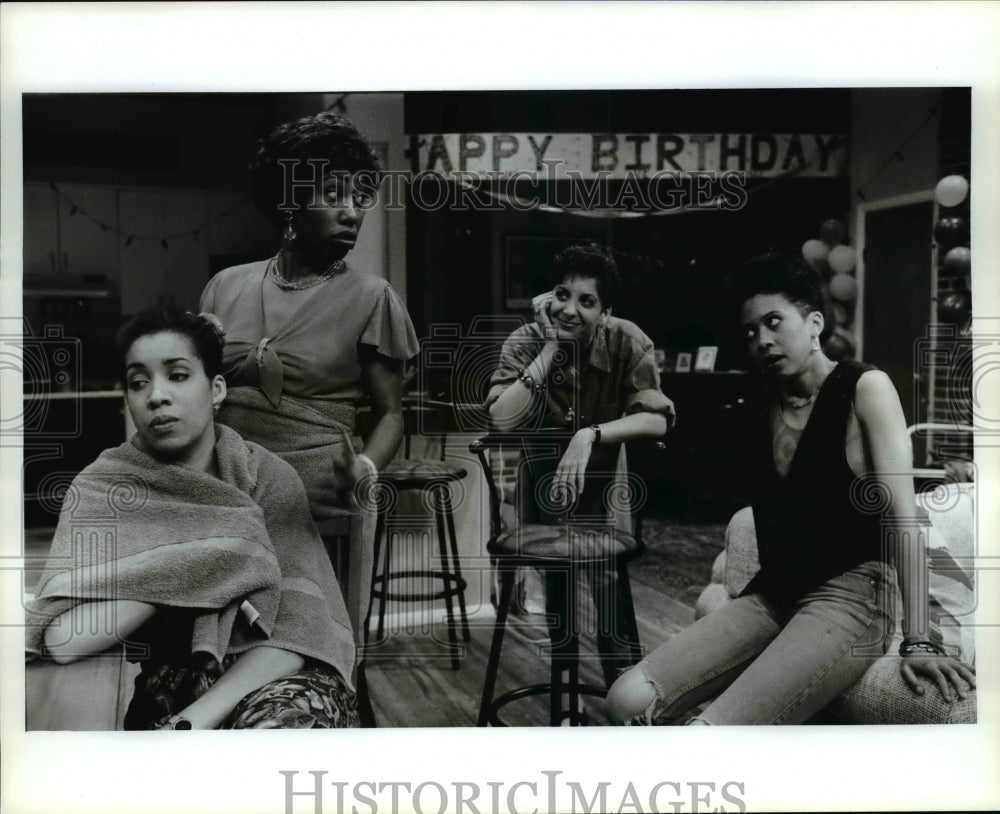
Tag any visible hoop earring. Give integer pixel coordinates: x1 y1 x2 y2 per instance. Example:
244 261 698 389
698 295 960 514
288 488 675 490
282 211 297 248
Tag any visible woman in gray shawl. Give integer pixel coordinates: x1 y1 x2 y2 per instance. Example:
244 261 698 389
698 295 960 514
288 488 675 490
27 309 358 729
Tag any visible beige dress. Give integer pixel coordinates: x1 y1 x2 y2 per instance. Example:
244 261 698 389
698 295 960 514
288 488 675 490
200 259 419 642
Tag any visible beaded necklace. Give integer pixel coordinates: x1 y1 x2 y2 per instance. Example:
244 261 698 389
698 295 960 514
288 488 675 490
269 252 345 290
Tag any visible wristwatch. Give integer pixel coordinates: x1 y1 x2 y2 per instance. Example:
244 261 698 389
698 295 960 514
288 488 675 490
161 715 193 730
589 424 602 444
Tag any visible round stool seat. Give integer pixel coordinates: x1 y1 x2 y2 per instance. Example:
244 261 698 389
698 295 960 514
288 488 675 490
379 459 467 488
489 523 641 564
371 569 467 603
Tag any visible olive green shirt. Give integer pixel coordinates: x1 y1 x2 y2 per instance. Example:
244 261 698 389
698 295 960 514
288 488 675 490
485 316 671 522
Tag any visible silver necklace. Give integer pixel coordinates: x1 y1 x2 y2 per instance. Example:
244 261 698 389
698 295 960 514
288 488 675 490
777 387 819 429
781 390 819 410
270 253 344 290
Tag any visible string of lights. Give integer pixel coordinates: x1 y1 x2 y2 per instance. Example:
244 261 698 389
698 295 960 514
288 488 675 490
45 181 255 250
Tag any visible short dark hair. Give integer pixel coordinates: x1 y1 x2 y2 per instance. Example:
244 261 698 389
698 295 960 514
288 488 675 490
116 308 224 379
727 253 832 341
248 111 382 220
548 242 619 310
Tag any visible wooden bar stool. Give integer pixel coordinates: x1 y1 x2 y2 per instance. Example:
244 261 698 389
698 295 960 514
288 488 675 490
368 399 471 670
470 434 646 726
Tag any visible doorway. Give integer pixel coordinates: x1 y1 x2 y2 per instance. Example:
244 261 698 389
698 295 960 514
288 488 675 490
856 192 935 426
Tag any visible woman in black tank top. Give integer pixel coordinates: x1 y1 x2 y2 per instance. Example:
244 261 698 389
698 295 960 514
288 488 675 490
606 255 974 725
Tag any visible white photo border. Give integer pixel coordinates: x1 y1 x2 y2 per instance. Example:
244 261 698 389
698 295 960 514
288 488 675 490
2 3 999 813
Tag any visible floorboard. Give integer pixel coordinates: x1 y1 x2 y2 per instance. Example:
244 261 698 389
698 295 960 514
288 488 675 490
365 571 695 728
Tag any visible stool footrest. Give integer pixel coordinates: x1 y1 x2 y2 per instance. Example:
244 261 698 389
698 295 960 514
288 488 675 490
371 570 467 603
486 682 606 727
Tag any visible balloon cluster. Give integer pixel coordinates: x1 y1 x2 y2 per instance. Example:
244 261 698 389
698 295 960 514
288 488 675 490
933 175 971 325
801 218 857 361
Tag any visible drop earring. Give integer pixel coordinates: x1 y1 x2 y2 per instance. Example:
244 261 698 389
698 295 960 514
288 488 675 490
282 211 297 249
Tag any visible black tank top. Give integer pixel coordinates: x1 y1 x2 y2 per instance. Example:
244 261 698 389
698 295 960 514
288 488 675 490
741 359 886 602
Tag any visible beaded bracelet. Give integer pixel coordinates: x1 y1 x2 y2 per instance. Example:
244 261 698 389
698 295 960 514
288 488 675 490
899 640 945 657
518 369 547 393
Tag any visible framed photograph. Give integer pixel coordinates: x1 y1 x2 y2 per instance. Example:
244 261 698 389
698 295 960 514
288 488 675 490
505 235 582 308
694 345 719 372
675 352 693 373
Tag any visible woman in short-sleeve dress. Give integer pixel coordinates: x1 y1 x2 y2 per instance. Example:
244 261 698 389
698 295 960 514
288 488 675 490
199 112 419 645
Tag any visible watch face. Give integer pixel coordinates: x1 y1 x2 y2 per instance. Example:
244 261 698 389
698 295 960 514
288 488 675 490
173 718 193 730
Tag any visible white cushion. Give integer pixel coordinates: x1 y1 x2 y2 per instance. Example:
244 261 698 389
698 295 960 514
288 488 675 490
917 483 976 663
710 484 975 663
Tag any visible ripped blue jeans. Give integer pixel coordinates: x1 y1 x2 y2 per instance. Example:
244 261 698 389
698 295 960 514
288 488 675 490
626 560 895 725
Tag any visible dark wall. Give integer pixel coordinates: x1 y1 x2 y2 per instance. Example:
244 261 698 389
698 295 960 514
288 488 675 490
22 93 328 189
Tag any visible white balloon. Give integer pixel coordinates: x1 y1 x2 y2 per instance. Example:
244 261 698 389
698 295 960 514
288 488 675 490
935 175 969 208
828 245 856 275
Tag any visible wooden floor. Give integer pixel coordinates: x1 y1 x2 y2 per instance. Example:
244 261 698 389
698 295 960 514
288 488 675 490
23 526 707 729
364 571 696 728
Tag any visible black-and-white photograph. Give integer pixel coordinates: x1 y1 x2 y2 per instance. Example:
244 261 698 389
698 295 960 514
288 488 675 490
16 85 980 728
3 4 999 814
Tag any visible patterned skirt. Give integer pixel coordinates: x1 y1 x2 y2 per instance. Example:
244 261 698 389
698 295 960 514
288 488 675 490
123 652 359 730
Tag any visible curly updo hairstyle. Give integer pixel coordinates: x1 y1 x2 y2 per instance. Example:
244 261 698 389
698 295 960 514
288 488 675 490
248 111 382 224
727 252 833 342
547 242 619 311
116 308 225 380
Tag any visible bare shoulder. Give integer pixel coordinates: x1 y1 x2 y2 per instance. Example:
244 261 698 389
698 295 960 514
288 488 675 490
854 369 905 425
856 369 898 400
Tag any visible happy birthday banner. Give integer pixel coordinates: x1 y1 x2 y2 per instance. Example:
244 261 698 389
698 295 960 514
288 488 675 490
407 133 847 178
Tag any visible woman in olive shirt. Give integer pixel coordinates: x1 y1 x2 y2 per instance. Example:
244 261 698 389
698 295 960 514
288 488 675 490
486 242 675 685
